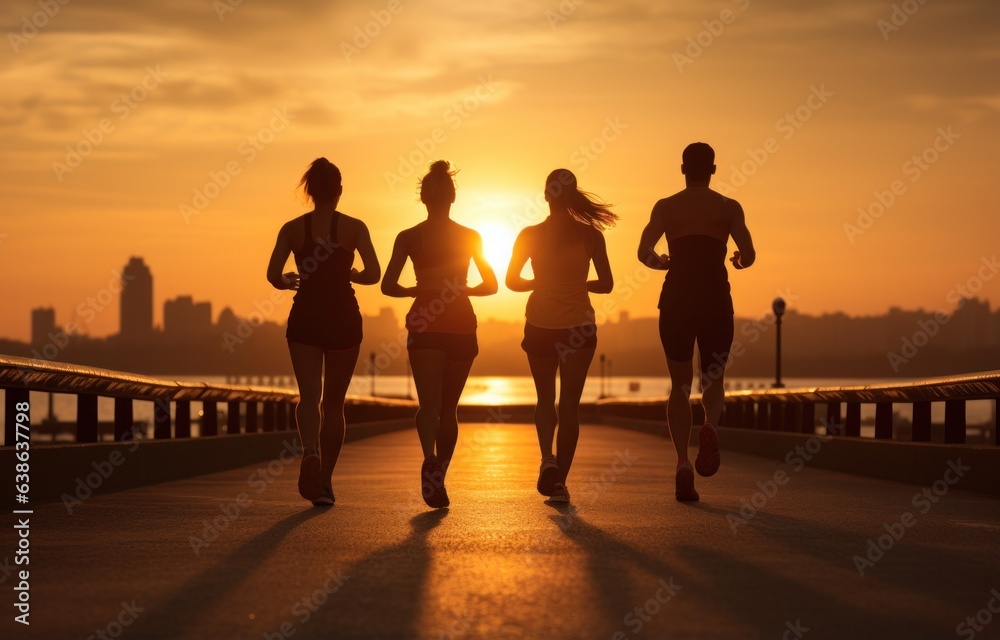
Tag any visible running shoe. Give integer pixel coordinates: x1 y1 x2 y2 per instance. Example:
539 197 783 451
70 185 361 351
312 486 335 507
537 454 560 496
421 457 450 509
298 452 323 501
695 422 721 477
546 482 570 504
675 462 700 502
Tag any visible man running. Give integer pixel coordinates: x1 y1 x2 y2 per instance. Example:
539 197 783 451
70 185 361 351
637 142 756 501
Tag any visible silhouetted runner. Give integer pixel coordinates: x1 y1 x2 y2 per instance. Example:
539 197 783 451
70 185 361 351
637 143 756 502
382 160 498 509
507 168 616 504
266 158 381 506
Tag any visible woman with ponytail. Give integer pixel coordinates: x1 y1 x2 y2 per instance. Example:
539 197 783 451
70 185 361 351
266 158 381 506
381 160 498 509
505 169 616 503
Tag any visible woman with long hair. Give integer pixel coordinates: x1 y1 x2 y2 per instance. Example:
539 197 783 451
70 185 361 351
266 158 381 506
382 160 498 509
506 168 616 503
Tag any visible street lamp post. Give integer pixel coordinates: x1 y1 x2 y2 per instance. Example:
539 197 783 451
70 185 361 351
772 297 786 389
599 353 606 398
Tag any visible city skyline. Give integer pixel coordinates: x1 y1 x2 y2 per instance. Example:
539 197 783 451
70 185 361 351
9 254 999 379
6 251 1000 344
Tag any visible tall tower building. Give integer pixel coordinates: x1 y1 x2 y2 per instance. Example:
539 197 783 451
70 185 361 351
31 307 56 346
120 257 153 339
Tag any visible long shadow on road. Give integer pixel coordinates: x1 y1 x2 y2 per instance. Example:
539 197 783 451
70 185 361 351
124 508 325 639
546 506 695 638
299 509 448 640
685 502 988 638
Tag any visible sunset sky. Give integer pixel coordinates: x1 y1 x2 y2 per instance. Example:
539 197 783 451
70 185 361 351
1 0 998 341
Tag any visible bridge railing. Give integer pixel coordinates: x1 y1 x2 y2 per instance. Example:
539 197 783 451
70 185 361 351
597 370 1000 446
0 355 415 445
1 354 297 444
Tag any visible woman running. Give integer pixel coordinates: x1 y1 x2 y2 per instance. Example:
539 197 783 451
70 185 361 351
266 158 381 506
506 168 616 504
381 160 498 509
637 142 756 502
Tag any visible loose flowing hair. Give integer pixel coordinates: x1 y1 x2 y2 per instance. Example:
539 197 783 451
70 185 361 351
544 168 617 230
298 157 342 203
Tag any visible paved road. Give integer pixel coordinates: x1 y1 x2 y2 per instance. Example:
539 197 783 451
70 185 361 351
4 423 1000 640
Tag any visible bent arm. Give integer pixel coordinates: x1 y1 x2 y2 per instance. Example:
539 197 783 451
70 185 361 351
588 231 614 294
505 229 534 292
466 232 498 297
350 221 382 285
266 224 296 290
729 202 756 269
380 234 417 297
637 206 670 270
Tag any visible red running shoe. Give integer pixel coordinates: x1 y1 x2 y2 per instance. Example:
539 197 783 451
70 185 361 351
695 422 721 477
298 452 323 501
675 462 700 502
421 457 450 509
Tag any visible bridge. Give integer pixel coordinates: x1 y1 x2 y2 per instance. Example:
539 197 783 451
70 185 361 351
2 355 999 640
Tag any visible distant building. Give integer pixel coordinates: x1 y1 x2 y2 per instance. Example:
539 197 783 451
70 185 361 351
164 296 213 337
31 307 56 346
120 257 153 339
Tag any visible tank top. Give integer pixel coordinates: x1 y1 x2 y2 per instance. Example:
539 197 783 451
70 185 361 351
404 223 477 334
525 218 596 329
291 212 358 310
658 234 733 313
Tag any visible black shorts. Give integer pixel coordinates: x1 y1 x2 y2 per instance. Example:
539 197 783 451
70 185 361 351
521 323 597 359
407 331 479 361
658 309 734 378
286 304 363 350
